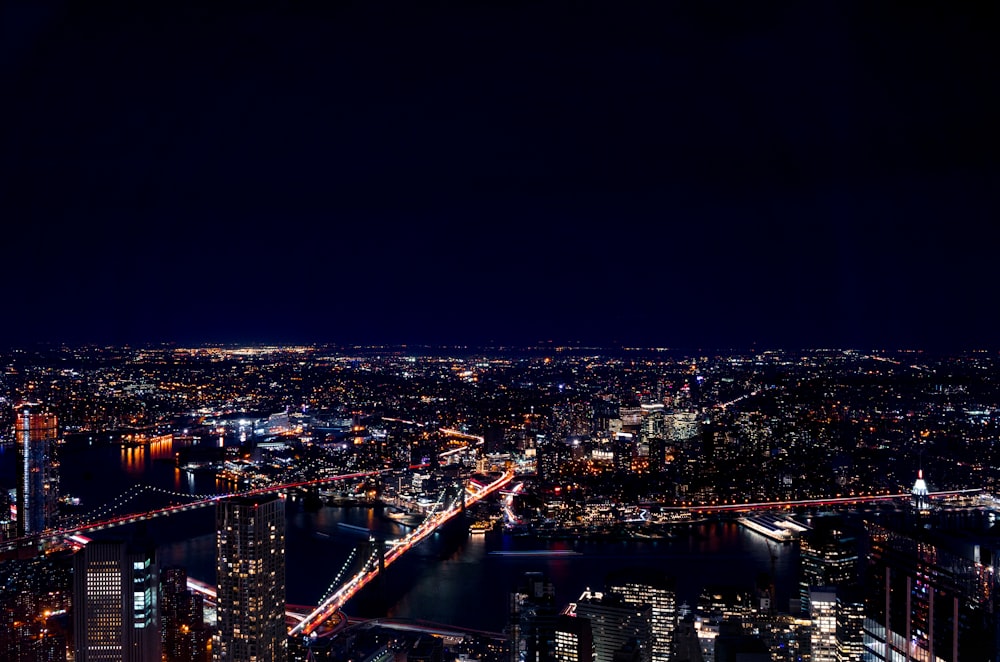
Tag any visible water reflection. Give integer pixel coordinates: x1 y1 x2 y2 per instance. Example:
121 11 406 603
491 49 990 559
121 446 145 475
3 441 800 632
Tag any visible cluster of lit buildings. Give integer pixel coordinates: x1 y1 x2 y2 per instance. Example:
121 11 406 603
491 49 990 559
69 493 287 662
507 493 1000 662
3 346 1000 660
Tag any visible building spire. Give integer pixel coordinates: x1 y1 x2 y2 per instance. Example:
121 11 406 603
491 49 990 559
912 467 929 514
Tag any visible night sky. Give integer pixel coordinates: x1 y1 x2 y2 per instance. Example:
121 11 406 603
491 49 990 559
1 1 997 350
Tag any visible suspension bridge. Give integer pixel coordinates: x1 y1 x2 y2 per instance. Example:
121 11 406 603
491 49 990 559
1 447 513 636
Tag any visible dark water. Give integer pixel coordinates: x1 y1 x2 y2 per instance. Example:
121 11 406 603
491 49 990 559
0 439 799 632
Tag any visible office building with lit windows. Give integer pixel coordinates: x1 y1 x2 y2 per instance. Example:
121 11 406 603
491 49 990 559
14 402 60 538
606 568 676 662
798 516 857 616
214 494 286 662
808 588 837 662
73 540 161 662
555 615 594 662
835 584 864 662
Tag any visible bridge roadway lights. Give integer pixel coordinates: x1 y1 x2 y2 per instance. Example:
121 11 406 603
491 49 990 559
292 471 515 637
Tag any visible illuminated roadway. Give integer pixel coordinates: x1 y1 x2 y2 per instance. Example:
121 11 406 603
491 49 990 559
289 469 514 637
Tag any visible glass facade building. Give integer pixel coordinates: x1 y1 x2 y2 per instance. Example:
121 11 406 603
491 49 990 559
14 403 59 538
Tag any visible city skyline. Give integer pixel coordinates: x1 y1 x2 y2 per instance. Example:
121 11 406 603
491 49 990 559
1 2 997 351
2 342 1000 659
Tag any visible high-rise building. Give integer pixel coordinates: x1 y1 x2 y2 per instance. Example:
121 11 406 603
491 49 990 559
612 435 634 473
552 401 593 440
799 517 857 616
834 584 864 662
606 568 676 662
575 591 652 662
14 402 59 538
73 540 161 662
161 566 209 662
862 519 999 661
555 615 594 662
640 408 665 441
591 398 618 434
509 572 558 662
0 488 14 541
537 437 570 482
797 517 860 662
809 588 837 662
911 469 930 514
214 494 286 662
646 437 668 474
697 585 755 623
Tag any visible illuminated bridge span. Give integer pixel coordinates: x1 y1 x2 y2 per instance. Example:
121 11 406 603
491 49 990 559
661 488 983 514
0 471 381 553
290 470 514 637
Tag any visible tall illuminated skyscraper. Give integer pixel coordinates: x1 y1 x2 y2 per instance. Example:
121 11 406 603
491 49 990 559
214 494 286 662
835 585 864 662
73 540 161 662
14 402 59 538
809 588 837 662
606 568 676 662
799 517 857 616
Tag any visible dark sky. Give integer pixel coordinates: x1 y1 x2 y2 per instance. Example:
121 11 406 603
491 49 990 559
1 1 997 350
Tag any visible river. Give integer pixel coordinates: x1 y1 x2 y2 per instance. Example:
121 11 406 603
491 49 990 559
0 437 799 632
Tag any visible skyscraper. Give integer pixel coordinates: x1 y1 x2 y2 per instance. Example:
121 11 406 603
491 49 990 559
862 519 999 661
605 568 676 662
574 591 652 662
911 469 930 514
808 588 837 662
14 402 59 538
214 494 286 662
73 540 161 662
555 615 594 662
798 517 857 616
509 572 558 662
161 566 209 662
834 584 864 662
